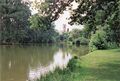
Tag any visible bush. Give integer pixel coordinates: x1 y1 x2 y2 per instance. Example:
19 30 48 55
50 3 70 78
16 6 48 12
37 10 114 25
71 37 89 46
107 42 119 49
67 56 79 71
79 37 89 45
89 30 108 51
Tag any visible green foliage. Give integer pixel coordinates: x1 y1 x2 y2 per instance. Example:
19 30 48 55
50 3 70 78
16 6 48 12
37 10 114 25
70 0 120 50
79 37 89 45
59 33 69 42
95 10 105 25
29 14 59 43
70 29 89 45
69 29 83 39
31 0 74 21
0 0 60 44
89 30 108 51
29 14 51 31
0 0 62 44
67 56 79 71
0 0 31 44
37 48 120 81
107 42 119 49
38 57 79 81
72 37 89 45
59 29 89 46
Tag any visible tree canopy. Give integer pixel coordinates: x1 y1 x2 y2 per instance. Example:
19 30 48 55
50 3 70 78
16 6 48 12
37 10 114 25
31 0 74 22
69 0 120 50
0 0 31 44
0 0 120 47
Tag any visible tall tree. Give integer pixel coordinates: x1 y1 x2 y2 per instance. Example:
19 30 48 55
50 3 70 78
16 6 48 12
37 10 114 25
70 0 120 44
29 14 59 43
0 0 31 44
31 0 74 22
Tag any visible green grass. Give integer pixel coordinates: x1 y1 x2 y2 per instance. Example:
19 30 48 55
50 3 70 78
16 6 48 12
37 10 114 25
38 48 120 81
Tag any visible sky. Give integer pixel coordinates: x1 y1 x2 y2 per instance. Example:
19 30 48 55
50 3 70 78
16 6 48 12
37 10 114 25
25 0 84 32
54 10 83 32
54 1 83 32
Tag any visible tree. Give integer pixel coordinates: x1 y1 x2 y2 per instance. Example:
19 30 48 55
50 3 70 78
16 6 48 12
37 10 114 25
69 29 83 40
70 0 120 49
0 0 31 44
89 29 108 51
29 14 59 43
30 0 74 22
68 29 89 45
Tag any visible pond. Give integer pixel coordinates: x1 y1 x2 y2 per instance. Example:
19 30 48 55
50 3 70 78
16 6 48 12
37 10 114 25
0 44 88 81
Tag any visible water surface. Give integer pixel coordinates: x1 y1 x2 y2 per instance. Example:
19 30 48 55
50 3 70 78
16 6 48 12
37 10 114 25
0 45 88 81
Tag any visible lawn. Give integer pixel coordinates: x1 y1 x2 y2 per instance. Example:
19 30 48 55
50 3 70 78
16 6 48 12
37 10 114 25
38 48 120 81
78 48 120 81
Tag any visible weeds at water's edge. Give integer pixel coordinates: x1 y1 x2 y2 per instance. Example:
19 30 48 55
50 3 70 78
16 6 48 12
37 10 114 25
36 48 120 81
36 56 80 81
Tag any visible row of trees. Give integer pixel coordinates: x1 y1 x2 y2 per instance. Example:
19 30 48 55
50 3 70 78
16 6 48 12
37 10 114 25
0 0 66 44
69 0 120 51
0 0 77 44
0 0 120 50
59 29 89 45
57 0 120 51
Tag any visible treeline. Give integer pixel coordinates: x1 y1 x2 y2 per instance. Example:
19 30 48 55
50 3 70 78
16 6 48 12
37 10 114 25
58 0 120 51
69 0 120 51
0 0 120 50
59 29 89 46
0 0 75 45
0 0 60 44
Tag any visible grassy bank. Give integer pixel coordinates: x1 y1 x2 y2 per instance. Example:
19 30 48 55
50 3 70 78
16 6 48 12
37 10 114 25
38 48 120 81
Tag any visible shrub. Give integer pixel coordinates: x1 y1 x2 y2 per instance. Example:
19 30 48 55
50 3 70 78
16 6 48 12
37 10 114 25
107 42 119 49
79 37 89 45
89 30 108 51
71 37 89 46
67 56 79 71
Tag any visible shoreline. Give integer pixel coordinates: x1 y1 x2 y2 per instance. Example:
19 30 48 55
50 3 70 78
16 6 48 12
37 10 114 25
36 48 120 81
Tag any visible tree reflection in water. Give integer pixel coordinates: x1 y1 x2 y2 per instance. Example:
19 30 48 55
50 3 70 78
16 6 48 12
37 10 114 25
28 49 72 80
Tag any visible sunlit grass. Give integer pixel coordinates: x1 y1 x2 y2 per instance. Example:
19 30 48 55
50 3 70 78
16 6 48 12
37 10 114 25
38 48 120 81
79 48 120 81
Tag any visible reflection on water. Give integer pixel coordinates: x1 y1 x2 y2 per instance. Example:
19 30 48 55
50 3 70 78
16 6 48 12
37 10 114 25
0 45 88 81
29 49 72 80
